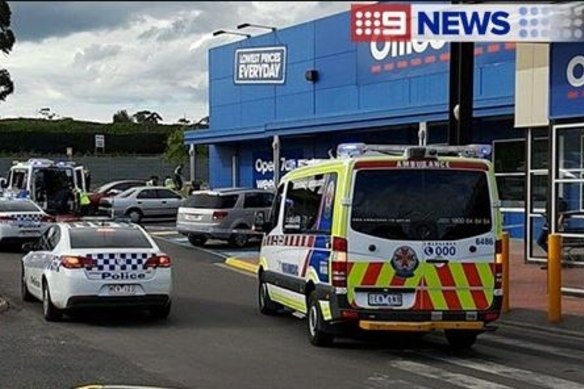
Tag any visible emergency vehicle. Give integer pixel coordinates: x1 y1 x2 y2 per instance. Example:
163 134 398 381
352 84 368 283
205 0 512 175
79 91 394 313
0 198 54 243
256 143 503 348
3 158 88 213
21 220 172 321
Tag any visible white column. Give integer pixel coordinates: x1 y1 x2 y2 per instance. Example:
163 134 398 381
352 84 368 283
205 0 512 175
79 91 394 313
272 135 281 188
189 144 195 182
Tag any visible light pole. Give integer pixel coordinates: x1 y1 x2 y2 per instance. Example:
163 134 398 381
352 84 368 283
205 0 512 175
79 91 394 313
212 30 251 38
237 23 276 32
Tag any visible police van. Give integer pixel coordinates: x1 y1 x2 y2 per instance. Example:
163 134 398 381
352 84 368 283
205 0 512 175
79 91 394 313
255 143 503 348
3 158 87 213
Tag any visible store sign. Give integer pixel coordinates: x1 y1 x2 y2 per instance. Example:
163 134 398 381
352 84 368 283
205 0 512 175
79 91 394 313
550 43 584 119
234 46 287 84
252 150 309 190
351 3 584 42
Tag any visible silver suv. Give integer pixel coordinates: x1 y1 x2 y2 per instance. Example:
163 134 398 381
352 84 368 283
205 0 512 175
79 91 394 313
176 188 274 248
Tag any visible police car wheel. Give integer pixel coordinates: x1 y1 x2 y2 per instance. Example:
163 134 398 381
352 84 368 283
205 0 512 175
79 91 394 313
150 301 171 320
42 282 62 322
258 279 280 315
445 330 479 349
307 292 334 347
20 266 34 302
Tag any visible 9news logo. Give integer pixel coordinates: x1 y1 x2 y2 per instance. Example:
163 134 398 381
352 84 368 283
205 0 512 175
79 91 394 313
351 4 411 42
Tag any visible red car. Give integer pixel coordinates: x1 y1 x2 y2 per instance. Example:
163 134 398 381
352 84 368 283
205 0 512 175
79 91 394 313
88 180 146 213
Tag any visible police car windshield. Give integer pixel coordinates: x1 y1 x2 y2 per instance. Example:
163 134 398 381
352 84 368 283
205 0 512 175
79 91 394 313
69 228 153 249
185 194 238 209
351 169 492 241
0 201 40 213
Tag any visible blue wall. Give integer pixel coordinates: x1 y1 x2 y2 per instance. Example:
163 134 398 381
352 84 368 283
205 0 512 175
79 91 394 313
206 11 516 137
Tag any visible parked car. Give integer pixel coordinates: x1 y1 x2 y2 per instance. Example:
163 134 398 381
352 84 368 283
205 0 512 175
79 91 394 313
88 180 146 214
99 186 185 223
177 188 274 248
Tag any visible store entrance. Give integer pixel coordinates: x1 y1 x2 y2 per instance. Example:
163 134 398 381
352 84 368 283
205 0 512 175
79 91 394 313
551 123 584 295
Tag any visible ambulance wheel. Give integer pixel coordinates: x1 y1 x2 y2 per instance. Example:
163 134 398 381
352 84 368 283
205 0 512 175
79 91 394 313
258 278 281 315
307 292 334 347
445 330 479 349
21 266 34 302
126 209 143 223
188 234 207 247
42 281 62 322
150 301 171 320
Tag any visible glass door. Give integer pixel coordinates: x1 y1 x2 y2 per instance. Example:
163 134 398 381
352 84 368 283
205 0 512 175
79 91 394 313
526 128 549 262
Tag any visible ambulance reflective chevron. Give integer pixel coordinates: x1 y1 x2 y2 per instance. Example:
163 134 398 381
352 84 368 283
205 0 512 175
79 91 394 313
256 143 502 348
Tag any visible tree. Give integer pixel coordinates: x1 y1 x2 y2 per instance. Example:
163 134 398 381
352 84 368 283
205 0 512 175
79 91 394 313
163 128 187 166
133 110 163 124
0 0 15 102
112 109 133 123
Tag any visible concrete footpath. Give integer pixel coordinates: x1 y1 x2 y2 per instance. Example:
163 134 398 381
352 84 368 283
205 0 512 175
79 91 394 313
225 239 584 336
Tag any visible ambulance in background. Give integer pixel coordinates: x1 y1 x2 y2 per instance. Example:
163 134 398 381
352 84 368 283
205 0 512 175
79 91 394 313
2 158 88 214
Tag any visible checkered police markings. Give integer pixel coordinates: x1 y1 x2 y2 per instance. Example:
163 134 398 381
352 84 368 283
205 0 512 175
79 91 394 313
85 252 150 272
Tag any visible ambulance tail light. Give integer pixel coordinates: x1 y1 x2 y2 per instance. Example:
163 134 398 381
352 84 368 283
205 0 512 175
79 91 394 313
340 310 359 320
331 237 348 288
212 211 229 221
145 254 172 268
60 255 94 269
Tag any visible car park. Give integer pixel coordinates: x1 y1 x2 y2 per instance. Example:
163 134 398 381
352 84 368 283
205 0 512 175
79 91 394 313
255 143 503 348
21 220 173 321
98 186 185 223
0 198 54 244
176 188 274 248
88 180 146 214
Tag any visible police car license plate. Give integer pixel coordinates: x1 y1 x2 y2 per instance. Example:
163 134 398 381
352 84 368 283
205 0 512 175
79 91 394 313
108 284 136 296
368 293 402 307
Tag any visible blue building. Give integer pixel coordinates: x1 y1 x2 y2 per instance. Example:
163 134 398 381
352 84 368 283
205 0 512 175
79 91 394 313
185 9 584 264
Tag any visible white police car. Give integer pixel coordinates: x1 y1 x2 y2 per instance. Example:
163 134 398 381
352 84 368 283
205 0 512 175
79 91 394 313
21 220 172 321
0 198 53 244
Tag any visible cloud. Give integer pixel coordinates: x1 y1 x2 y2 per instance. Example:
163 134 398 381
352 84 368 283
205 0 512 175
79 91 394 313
1 1 349 123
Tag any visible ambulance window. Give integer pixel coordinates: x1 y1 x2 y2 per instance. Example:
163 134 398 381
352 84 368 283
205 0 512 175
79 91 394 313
283 174 335 234
351 169 492 241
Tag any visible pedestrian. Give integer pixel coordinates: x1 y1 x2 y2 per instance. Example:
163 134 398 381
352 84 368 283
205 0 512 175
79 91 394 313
74 186 91 216
537 197 567 253
174 163 184 191
146 175 159 186
164 176 176 190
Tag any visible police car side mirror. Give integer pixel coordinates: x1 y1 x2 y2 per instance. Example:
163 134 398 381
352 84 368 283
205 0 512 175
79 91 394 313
253 211 270 233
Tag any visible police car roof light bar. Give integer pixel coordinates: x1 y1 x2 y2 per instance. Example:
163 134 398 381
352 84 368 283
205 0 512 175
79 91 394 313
336 143 492 159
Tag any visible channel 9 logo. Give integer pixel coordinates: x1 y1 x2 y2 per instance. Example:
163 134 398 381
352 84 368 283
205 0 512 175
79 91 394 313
351 4 411 42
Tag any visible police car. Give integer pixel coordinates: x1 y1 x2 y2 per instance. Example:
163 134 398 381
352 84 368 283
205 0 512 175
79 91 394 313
21 220 172 321
0 198 54 244
255 143 503 348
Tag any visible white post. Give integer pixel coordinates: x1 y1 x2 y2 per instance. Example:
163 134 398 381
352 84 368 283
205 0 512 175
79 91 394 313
232 154 238 187
272 135 281 188
189 144 195 182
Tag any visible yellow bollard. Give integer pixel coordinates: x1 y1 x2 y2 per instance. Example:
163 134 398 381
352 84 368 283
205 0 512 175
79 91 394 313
501 232 510 313
548 234 562 323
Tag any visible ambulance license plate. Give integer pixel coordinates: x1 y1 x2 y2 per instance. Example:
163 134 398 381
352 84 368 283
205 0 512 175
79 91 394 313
108 284 136 296
368 293 402 307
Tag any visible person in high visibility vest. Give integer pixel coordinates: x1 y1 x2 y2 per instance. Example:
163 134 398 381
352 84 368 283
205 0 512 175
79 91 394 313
164 176 176 190
74 187 91 216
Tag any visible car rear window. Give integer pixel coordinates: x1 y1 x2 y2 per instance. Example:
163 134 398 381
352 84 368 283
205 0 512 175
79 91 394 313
351 169 492 241
69 228 153 249
185 194 238 209
0 201 40 213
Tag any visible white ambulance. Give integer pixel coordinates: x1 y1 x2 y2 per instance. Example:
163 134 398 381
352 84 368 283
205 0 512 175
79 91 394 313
255 143 503 348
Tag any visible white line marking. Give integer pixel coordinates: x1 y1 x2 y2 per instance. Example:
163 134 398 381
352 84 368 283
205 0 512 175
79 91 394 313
389 359 513 389
431 355 584 389
483 333 584 362
366 373 431 389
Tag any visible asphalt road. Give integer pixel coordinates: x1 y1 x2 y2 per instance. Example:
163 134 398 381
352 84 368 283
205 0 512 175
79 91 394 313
2 239 584 389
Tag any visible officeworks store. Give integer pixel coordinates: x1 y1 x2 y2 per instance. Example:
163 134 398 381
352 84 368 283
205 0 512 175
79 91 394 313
186 11 530 248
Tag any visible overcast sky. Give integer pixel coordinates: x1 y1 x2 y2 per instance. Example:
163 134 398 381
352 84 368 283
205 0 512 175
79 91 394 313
0 1 349 124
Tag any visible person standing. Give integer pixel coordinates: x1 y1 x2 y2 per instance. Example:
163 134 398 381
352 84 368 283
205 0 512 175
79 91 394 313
174 164 184 191
146 175 159 186
164 176 176 190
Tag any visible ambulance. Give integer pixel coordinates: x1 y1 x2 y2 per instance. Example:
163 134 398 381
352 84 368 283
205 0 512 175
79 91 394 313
2 158 88 214
255 143 503 348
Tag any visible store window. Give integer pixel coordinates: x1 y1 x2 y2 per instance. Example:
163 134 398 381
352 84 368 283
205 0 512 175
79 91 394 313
493 139 526 208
